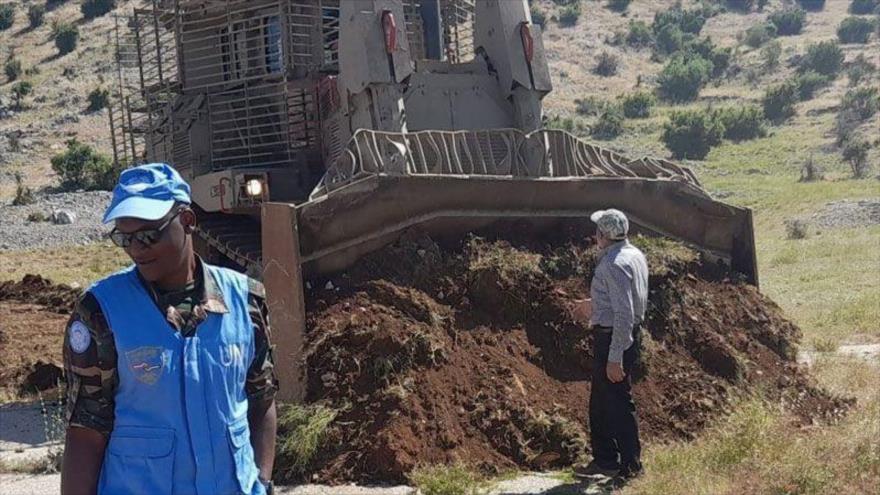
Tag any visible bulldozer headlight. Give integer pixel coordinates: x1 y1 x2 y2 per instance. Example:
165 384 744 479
245 178 264 197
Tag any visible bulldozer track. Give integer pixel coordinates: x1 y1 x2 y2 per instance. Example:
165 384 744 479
194 209 262 275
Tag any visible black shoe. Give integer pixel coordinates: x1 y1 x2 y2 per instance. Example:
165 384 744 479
616 464 644 482
573 461 620 478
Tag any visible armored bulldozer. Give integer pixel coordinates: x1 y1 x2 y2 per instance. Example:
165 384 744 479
108 0 757 401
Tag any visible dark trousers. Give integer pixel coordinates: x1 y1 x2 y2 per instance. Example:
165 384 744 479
589 327 642 471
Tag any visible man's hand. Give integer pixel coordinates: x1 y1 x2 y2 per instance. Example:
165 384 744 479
606 361 625 383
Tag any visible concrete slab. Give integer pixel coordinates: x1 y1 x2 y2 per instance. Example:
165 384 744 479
0 401 63 466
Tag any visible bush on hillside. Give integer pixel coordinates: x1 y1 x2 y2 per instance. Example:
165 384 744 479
727 0 756 12
842 139 872 178
87 87 110 112
558 3 581 27
657 54 713 102
545 115 588 135
54 22 79 55
11 81 33 109
841 87 880 120
838 16 876 44
661 109 724 160
761 40 782 69
653 5 707 35
794 71 832 100
0 4 14 31
715 106 767 141
762 82 799 122
574 96 608 117
847 54 877 86
530 5 546 26
81 0 116 20
594 52 619 77
27 4 45 28
608 0 631 13
769 8 806 36
51 139 117 191
654 23 686 54
849 0 879 15
627 20 653 47
685 37 731 78
591 106 625 140
4 58 22 81
797 0 825 11
798 41 844 76
621 91 655 118
743 23 777 48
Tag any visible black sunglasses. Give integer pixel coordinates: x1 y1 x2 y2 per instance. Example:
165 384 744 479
109 210 182 248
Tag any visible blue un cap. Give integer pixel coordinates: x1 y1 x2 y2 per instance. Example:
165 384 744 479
102 163 192 224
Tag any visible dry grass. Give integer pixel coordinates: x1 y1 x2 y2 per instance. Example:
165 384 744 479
0 242 129 286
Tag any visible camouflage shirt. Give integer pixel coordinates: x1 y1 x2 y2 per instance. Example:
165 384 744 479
63 259 278 435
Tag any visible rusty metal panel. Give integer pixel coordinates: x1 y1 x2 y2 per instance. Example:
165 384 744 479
261 202 306 402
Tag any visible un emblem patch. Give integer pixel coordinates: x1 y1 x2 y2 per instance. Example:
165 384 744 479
126 347 166 385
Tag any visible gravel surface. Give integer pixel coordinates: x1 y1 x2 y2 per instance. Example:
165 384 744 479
808 199 880 230
0 191 111 251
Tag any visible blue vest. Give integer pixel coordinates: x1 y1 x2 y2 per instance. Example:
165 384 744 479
90 264 265 495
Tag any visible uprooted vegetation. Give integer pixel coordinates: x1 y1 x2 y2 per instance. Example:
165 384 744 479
275 227 851 484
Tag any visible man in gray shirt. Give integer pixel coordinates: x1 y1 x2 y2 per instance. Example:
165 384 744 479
576 208 648 481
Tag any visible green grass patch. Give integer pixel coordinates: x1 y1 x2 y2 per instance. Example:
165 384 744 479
276 403 338 478
0 243 129 286
409 464 489 495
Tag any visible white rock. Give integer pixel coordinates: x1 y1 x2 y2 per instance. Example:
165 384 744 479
51 210 76 225
324 281 334 290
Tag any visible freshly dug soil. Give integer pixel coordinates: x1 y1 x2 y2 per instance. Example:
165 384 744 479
281 230 852 484
0 275 78 397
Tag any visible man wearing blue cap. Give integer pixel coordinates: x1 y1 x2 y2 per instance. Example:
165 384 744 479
61 164 278 495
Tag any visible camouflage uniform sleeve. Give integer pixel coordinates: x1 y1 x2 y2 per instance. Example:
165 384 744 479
63 291 118 435
245 278 279 403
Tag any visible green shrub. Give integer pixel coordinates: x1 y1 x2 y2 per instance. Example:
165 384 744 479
653 5 707 35
592 106 624 140
847 54 877 86
13 173 36 206
545 115 588 135
558 3 581 27
657 54 713 102
11 81 33 109
799 41 844 76
841 87 880 120
608 0 631 13
81 0 116 19
762 81 799 121
838 16 876 44
762 40 782 68
769 8 806 35
842 138 871 178
4 58 22 81
0 4 14 31
661 109 724 160
621 91 655 118
594 51 619 76
50 139 117 191
626 20 653 47
743 23 777 48
87 87 110 111
53 22 79 55
276 404 338 478
685 37 731 78
655 23 686 54
797 0 825 11
27 4 45 28
849 0 879 15
715 106 767 141
794 71 831 100
530 5 546 26
727 0 756 12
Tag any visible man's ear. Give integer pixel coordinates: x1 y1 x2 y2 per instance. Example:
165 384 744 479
180 207 197 233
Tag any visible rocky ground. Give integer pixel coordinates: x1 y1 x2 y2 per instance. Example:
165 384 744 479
0 191 111 251
808 199 880 230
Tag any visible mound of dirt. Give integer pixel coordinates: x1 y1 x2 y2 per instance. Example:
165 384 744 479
0 275 78 398
0 274 80 313
280 231 852 484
